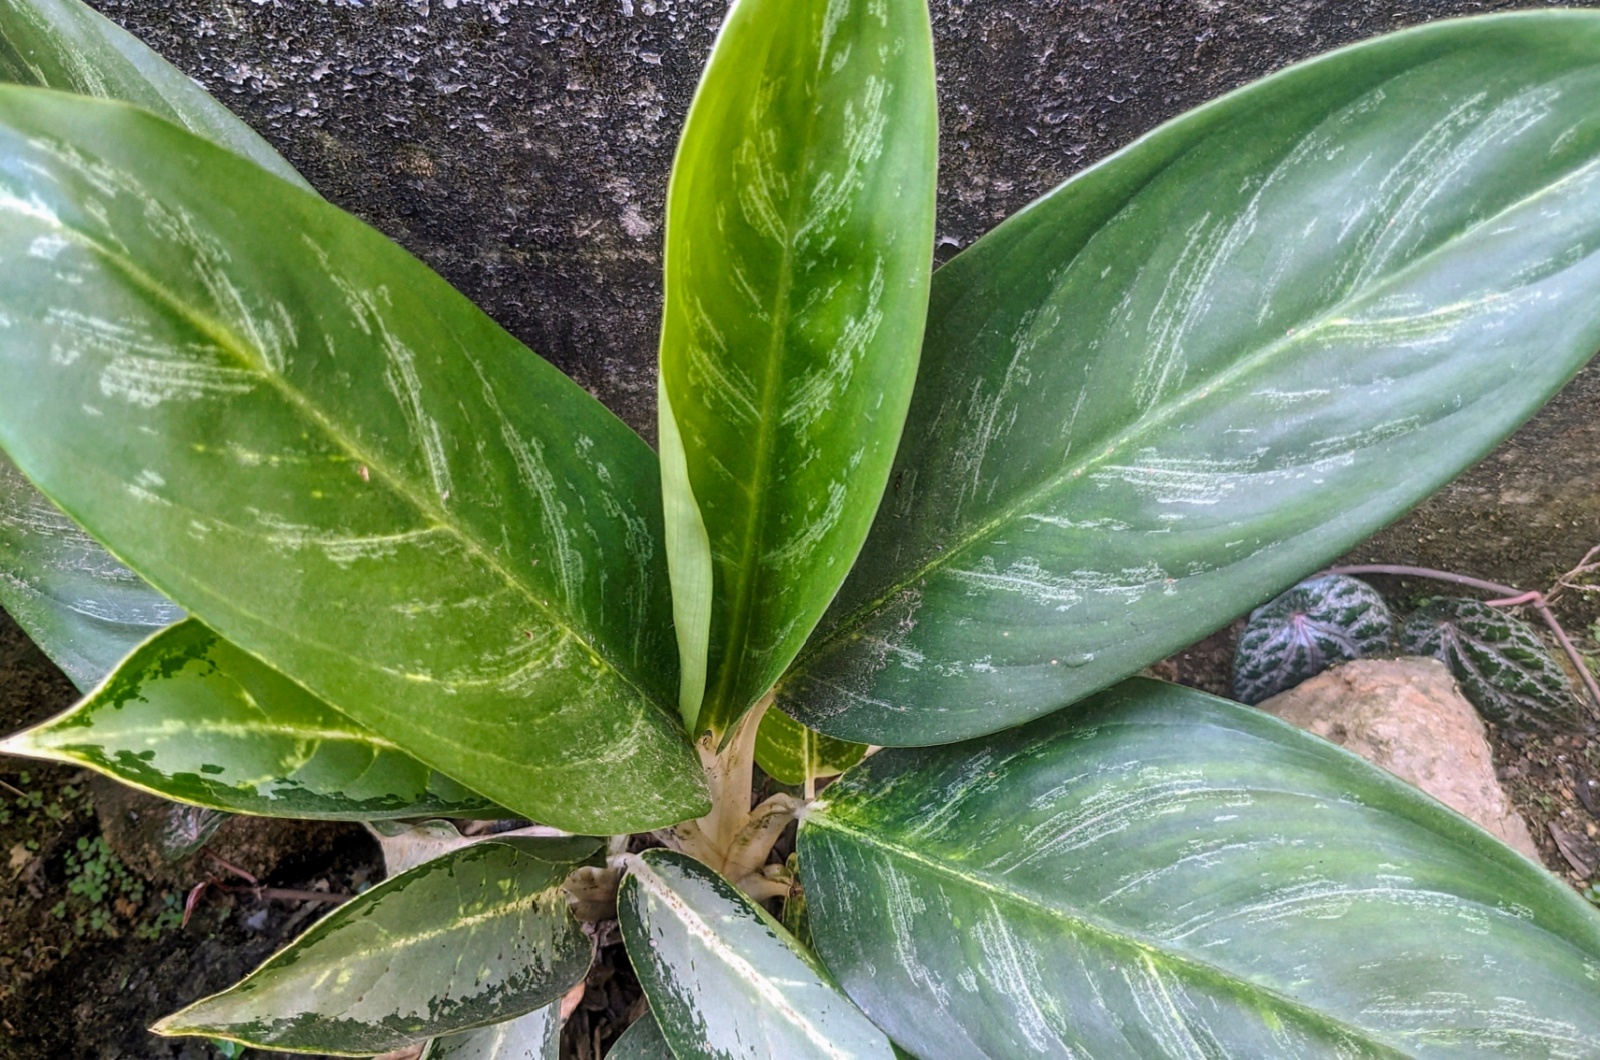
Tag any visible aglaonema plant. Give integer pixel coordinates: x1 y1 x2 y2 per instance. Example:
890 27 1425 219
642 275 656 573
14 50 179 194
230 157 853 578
1 0 1600 1055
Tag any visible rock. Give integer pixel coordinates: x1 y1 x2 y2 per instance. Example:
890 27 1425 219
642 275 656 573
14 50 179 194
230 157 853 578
1257 657 1540 860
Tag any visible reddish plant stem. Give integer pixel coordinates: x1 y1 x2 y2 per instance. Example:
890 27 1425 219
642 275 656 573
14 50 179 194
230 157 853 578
1325 563 1600 714
0 777 26 800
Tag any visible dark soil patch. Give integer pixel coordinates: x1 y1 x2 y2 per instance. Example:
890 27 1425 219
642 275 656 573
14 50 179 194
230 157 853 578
0 612 384 1060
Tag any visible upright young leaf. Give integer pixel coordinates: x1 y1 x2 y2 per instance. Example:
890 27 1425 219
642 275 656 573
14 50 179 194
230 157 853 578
620 848 896 1060
0 451 182 688
0 0 311 190
0 619 503 820
801 679 1600 1057
781 12 1600 746
659 0 937 737
0 87 706 833
154 837 600 1055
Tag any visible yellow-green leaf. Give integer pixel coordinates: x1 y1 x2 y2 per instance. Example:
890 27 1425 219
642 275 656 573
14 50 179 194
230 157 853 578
660 0 937 737
0 619 503 820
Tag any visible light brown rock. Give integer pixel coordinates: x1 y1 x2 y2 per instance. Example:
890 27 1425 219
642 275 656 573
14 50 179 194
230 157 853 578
1257 657 1539 859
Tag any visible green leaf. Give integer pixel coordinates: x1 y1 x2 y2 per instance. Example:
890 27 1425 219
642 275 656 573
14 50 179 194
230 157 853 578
1232 574 1393 705
781 11 1600 746
0 618 503 820
754 705 866 787
800 678 1600 1057
619 848 894 1060
0 0 311 191
0 450 182 689
1400 597 1585 733
0 86 707 833
659 0 937 736
153 836 600 1056
608 1012 674 1060
420 1002 560 1060
0 0 305 689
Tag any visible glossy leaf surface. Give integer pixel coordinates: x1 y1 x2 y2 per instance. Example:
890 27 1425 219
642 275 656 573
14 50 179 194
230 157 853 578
800 678 1600 1057
0 0 310 189
754 705 866 787
0 619 502 820
782 12 1600 745
608 1012 674 1060
421 1002 559 1060
0 0 303 687
659 0 937 735
1401 597 1584 733
0 87 706 832
1233 574 1393 704
0 451 182 688
619 848 894 1060
154 837 600 1055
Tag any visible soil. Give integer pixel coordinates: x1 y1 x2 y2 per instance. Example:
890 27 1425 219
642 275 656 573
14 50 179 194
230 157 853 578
0 611 384 1060
3 0 1600 1058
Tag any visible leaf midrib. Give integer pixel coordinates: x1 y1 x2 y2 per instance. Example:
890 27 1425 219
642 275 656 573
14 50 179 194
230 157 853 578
36 193 666 718
804 811 1411 1058
700 15 834 733
791 113 1600 673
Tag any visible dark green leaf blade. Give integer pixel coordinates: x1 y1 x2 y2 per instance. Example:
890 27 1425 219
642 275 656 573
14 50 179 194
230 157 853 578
619 848 894 1060
0 0 311 190
153 837 600 1056
800 678 1600 1057
1233 574 1393 704
782 11 1600 746
0 450 182 688
0 86 706 833
754 705 866 787
420 1002 560 1060
1401 597 1585 732
659 0 937 736
0 618 504 820
607 1012 675 1060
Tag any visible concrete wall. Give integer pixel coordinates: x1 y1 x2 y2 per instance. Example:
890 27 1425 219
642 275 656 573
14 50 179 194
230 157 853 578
88 0 1600 611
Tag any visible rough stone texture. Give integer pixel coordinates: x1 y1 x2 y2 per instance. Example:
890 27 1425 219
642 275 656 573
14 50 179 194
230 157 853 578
1259 657 1541 859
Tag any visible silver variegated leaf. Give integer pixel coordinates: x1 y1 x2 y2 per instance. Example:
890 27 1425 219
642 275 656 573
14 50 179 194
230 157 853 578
619 848 894 1060
780 11 1600 747
800 678 1600 1057
153 836 600 1055
421 1001 560 1060
0 451 182 689
1401 597 1585 733
0 86 707 832
658 0 938 737
1232 574 1393 704
0 619 502 820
